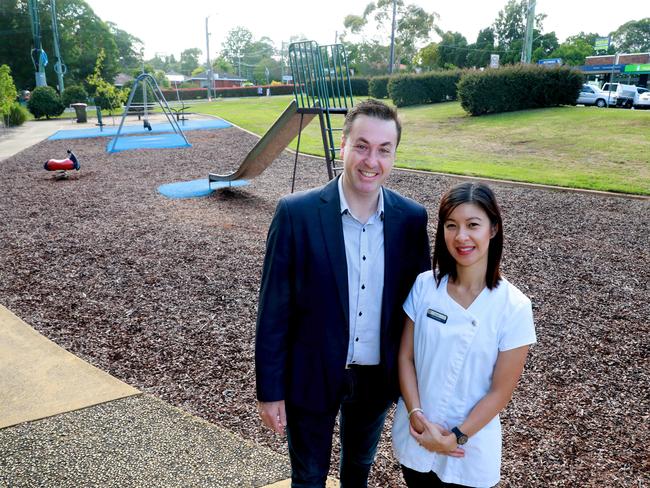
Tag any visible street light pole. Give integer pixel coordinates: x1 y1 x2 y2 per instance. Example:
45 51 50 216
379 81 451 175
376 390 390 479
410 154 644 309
205 16 213 101
389 0 397 74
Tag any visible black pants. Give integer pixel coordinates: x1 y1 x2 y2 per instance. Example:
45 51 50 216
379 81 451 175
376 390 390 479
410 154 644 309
286 366 392 488
401 465 469 488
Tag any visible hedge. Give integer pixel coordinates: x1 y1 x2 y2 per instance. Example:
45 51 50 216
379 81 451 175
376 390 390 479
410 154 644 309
27 86 65 119
369 76 391 99
388 71 463 107
457 65 584 116
348 77 369 96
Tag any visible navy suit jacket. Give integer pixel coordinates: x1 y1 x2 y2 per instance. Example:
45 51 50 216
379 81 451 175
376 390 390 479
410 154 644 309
255 177 430 412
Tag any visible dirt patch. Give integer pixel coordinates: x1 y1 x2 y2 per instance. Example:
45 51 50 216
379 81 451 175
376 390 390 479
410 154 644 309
1 127 648 487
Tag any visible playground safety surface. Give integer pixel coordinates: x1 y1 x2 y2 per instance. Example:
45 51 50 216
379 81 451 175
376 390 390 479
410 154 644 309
0 125 648 487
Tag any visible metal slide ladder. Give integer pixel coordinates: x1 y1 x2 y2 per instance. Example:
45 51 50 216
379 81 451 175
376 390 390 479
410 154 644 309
288 41 354 180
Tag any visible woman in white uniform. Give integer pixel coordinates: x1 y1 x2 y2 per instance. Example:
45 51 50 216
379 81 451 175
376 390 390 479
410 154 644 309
392 182 536 487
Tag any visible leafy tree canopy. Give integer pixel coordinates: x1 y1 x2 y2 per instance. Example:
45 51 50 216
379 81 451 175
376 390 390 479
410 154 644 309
611 18 650 52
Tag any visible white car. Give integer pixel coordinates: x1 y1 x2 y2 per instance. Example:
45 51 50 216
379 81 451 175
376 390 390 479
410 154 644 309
577 84 614 107
634 90 650 109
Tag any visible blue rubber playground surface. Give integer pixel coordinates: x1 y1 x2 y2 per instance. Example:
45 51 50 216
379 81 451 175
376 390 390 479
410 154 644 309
107 133 192 153
158 179 250 199
48 118 232 140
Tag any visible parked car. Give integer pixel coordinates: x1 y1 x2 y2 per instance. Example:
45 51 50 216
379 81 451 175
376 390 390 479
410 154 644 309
601 83 638 108
634 90 650 109
577 84 613 107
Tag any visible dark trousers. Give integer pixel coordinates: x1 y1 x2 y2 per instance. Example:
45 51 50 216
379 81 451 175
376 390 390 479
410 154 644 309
401 465 470 488
286 366 392 488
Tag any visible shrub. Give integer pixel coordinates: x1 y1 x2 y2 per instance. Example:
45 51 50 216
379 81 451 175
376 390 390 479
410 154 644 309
27 86 65 119
349 77 369 96
3 102 28 127
62 85 89 107
457 65 584 116
388 71 462 107
369 76 390 99
0 64 18 124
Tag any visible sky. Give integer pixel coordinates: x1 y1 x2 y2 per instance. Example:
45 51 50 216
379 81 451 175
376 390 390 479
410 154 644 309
84 0 647 63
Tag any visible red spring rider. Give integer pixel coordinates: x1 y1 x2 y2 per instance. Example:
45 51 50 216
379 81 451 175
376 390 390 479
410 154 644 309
44 150 80 176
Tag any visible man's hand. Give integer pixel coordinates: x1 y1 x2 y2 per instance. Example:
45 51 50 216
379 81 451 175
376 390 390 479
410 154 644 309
257 400 286 434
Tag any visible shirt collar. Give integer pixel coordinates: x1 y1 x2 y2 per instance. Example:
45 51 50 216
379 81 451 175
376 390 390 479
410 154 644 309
338 175 385 221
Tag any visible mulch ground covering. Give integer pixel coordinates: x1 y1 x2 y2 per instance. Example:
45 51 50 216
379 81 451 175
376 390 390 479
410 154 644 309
1 126 648 487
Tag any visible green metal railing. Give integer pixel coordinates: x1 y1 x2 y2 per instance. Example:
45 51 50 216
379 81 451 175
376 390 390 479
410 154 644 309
288 41 354 177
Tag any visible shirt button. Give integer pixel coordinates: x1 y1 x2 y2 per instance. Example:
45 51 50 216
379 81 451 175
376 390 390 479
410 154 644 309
362 255 366 260
472 320 477 326
359 312 363 316
363 228 366 232
355 337 359 342
361 284 365 290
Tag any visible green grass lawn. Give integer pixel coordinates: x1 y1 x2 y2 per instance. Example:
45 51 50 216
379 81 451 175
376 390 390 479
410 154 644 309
192 96 650 195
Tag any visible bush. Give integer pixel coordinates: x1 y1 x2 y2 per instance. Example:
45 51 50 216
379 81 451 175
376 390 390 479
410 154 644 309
349 77 369 96
62 85 89 107
0 64 18 122
457 65 584 116
369 76 390 99
388 71 463 107
27 86 65 119
3 102 28 127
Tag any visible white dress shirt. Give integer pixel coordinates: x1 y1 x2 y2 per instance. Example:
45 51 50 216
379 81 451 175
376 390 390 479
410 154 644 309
392 272 536 487
338 177 385 366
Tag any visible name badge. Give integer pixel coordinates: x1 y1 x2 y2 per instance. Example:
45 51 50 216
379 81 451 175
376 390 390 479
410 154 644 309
427 308 447 324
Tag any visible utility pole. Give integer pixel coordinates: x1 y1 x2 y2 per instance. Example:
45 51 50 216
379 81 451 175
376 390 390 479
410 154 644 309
205 16 213 100
388 0 397 74
521 0 536 63
50 0 65 92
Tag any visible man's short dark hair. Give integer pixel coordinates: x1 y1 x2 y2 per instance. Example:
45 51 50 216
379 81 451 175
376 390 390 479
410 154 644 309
342 99 402 147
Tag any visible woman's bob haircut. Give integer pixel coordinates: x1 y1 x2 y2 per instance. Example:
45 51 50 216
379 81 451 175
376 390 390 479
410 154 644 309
432 182 504 290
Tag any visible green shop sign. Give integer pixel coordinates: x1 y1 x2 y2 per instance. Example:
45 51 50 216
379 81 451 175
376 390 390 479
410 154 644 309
624 64 650 73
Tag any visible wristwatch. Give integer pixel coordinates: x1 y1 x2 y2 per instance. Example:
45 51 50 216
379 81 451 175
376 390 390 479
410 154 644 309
451 426 468 445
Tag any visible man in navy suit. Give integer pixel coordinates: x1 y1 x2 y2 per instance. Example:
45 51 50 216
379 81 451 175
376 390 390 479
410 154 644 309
256 99 431 487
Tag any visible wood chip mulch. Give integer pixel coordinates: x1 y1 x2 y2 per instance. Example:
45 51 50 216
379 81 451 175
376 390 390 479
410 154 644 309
1 126 648 487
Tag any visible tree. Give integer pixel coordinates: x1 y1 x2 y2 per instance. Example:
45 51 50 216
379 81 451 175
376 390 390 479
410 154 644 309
611 18 650 53
466 28 495 68
221 26 253 67
416 43 440 70
0 65 18 121
212 56 234 75
493 0 546 64
106 22 143 71
253 58 282 84
531 32 559 62
0 0 141 90
342 0 437 71
180 48 202 76
436 30 469 68
548 39 594 66
86 49 124 114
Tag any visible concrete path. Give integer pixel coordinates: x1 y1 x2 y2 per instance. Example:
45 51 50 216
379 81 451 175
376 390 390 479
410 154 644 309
0 118 77 161
0 305 294 487
0 305 139 428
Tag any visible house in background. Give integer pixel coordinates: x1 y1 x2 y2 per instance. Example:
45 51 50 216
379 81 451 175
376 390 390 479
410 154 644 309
186 72 246 89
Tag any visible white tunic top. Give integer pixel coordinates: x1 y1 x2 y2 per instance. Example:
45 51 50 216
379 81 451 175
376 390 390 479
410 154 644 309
392 272 536 487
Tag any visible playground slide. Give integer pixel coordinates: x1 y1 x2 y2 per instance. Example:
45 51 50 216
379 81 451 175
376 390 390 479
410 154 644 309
209 99 316 182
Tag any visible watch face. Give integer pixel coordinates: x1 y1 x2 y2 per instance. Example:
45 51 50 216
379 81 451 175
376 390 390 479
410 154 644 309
452 427 468 445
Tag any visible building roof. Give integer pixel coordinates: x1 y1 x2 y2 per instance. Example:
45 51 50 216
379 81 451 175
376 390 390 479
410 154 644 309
585 53 650 65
